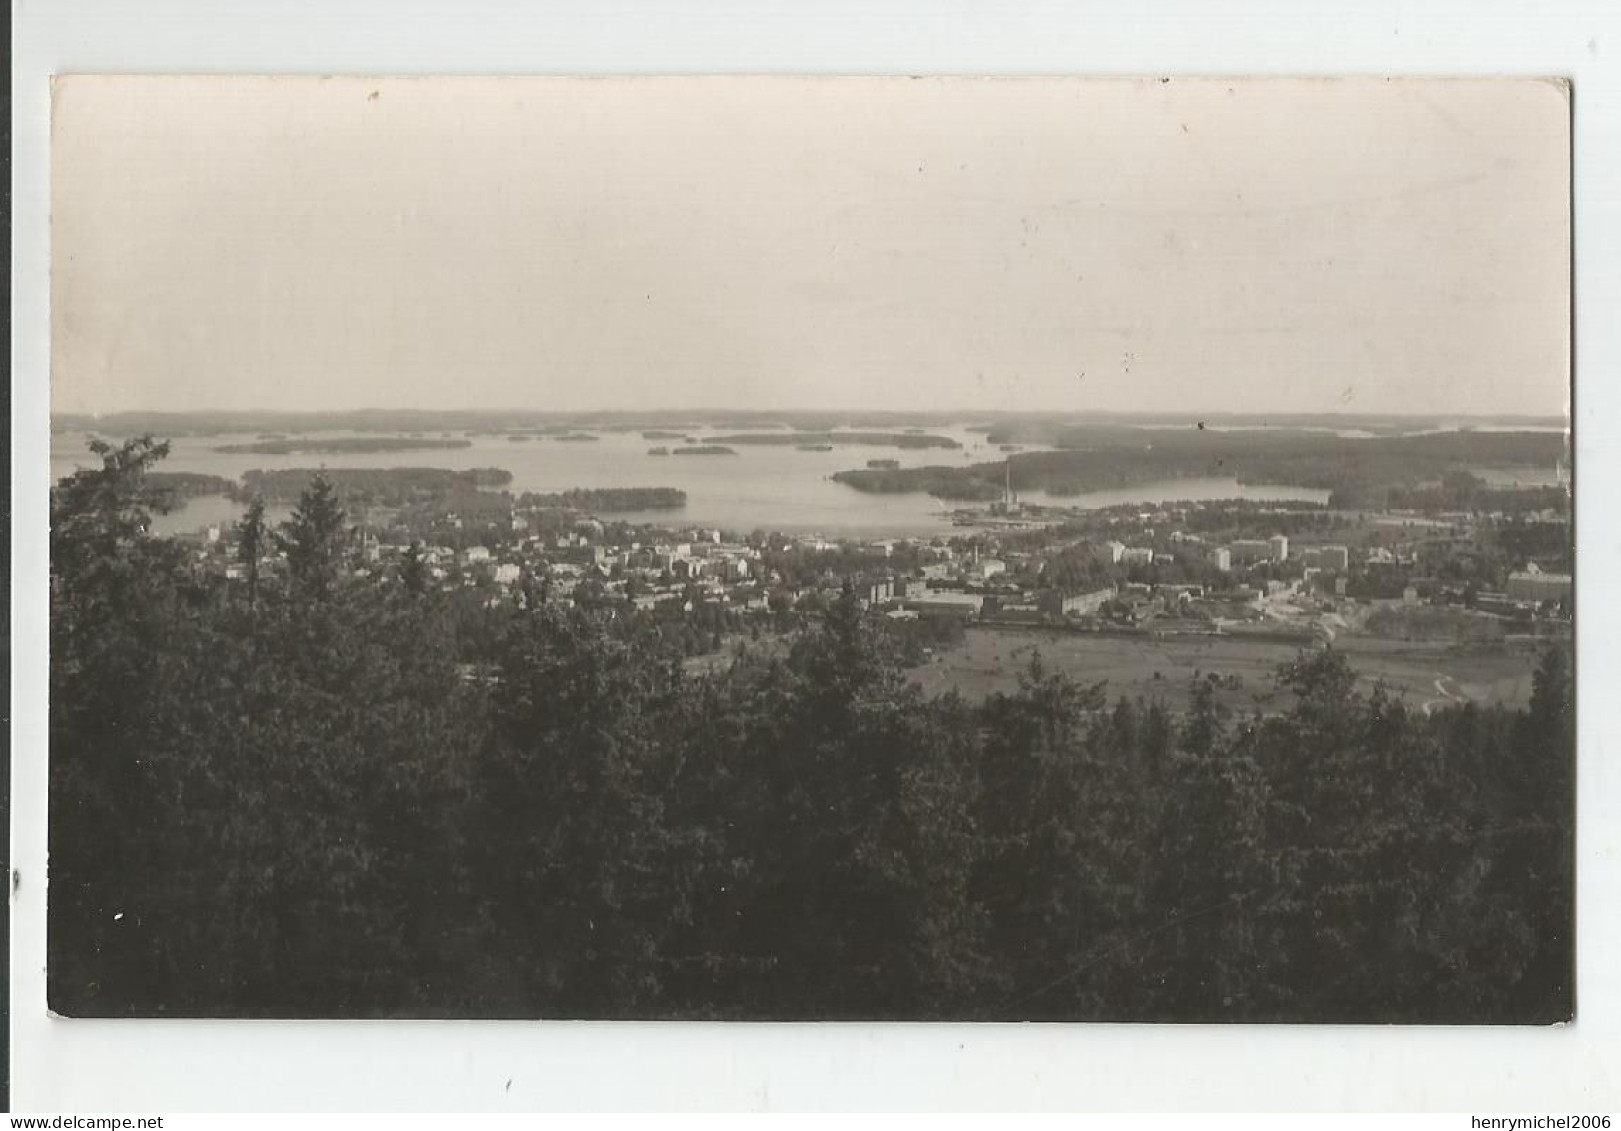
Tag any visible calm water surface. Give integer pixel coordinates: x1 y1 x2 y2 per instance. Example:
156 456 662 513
52 425 1333 538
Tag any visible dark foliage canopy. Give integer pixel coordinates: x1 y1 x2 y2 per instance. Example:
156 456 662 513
48 437 1574 1021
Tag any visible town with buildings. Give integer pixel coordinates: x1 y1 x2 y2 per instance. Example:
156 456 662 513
175 476 1573 673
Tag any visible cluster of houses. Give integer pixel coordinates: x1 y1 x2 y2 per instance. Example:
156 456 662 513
189 502 1570 629
1497 563 1575 609
1092 532 1322 572
442 527 774 613
1087 526 1571 616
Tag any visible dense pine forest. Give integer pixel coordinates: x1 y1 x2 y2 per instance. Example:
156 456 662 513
49 437 1574 1021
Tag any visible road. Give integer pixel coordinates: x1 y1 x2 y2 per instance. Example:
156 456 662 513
1422 674 1467 718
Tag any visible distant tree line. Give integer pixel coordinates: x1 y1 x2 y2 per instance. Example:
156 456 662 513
144 471 242 502
1385 470 1569 516
833 429 1568 510
240 467 512 507
48 436 1573 1022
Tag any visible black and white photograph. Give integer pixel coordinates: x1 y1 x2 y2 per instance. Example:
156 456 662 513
45 75 1573 1026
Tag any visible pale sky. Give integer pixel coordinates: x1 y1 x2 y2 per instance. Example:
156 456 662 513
51 76 1571 417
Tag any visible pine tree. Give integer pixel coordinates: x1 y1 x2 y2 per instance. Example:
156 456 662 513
275 472 346 602
400 541 428 596
1513 646 1575 1020
1145 677 1268 1019
237 496 267 613
49 435 189 1013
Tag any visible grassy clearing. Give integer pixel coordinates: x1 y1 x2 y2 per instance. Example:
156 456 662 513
907 625 1542 712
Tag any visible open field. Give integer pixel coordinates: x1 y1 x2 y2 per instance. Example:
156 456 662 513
906 625 1548 714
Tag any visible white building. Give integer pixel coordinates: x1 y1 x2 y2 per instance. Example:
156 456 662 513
1039 587 1115 617
1302 545 1349 571
1507 566 1572 604
910 591 984 618
861 578 896 605
1230 537 1289 565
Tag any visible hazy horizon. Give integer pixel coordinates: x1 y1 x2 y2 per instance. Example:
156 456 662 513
50 405 1569 421
51 405 1571 423
52 76 1571 418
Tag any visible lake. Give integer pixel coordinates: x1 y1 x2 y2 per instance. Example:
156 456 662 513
52 425 1333 538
